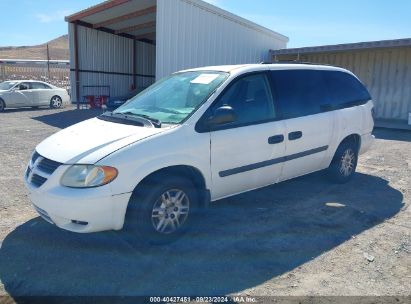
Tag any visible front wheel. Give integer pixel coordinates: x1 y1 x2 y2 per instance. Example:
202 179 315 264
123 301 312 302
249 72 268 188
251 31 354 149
327 141 358 183
50 96 63 109
123 176 199 245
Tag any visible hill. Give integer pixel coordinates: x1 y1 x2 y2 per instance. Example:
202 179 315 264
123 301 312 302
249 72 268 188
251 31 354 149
0 35 69 60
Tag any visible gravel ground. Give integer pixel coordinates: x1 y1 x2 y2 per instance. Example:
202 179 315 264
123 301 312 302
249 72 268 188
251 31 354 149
0 106 410 298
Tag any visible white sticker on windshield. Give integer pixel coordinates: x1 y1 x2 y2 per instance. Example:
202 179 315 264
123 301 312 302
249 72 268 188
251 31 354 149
190 74 220 85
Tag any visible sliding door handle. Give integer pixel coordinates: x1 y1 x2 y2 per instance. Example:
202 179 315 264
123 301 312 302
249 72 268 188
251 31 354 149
288 131 303 140
268 135 284 144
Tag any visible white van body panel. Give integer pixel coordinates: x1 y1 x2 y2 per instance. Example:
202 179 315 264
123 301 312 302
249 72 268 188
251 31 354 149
279 111 335 182
36 117 170 164
99 125 212 195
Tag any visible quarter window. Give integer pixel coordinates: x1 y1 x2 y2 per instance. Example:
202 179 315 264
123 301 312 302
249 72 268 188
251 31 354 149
213 73 276 126
323 71 371 109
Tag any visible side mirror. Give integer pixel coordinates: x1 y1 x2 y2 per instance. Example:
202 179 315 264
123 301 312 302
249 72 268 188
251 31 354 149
207 106 236 127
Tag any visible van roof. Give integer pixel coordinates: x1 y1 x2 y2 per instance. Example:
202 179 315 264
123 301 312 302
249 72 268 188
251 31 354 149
180 63 350 74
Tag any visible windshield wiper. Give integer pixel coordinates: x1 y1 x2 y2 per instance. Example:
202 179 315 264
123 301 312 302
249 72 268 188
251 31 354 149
112 111 162 128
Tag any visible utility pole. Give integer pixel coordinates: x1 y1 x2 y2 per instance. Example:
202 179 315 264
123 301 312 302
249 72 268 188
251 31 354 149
46 43 50 80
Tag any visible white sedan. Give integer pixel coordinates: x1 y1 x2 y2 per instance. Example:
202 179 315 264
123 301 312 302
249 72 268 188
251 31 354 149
0 80 70 112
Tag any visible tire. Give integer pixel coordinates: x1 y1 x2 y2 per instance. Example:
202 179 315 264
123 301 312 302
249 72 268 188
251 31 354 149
0 99 5 112
327 141 359 183
123 176 200 245
50 96 63 109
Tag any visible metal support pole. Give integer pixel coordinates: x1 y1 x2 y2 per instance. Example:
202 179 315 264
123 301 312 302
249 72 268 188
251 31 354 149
74 22 80 109
46 44 50 80
132 39 137 90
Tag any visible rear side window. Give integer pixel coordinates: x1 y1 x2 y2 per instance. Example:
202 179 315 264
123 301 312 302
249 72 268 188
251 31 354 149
31 82 50 89
270 70 327 119
323 71 371 109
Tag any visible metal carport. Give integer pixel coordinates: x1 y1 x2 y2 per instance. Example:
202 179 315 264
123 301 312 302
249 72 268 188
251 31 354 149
65 0 289 107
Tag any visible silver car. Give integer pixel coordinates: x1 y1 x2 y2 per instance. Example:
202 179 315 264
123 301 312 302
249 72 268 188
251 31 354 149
0 80 70 112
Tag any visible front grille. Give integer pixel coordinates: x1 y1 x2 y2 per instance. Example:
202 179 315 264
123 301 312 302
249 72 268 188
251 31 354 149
31 173 47 187
26 151 62 188
37 158 61 174
31 151 41 164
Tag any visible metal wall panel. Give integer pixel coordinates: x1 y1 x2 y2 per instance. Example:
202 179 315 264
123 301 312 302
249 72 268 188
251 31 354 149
135 40 156 89
68 23 155 102
273 47 411 121
156 0 288 79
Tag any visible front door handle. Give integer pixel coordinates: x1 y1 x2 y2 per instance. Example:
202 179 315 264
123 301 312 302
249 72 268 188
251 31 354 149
268 135 284 144
288 131 303 141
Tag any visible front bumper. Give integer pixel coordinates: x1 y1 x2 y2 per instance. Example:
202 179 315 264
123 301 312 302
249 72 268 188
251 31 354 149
25 165 132 233
360 133 375 155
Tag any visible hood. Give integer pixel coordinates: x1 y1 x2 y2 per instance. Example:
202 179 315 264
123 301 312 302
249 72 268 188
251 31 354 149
36 117 170 164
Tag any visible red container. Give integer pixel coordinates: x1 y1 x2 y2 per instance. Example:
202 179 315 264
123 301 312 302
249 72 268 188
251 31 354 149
86 95 108 109
85 95 95 108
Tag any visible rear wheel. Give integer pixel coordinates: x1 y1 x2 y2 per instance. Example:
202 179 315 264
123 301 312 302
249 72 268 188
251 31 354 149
50 96 63 109
123 176 199 245
327 141 358 183
0 99 5 112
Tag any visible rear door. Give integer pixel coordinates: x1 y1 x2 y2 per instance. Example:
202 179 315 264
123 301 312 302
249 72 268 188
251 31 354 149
31 82 52 105
270 69 335 181
208 72 287 200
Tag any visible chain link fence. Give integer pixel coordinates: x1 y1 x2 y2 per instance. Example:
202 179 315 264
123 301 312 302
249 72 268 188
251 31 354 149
0 60 70 92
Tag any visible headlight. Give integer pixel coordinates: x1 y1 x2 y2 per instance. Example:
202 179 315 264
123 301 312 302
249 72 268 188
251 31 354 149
61 165 118 188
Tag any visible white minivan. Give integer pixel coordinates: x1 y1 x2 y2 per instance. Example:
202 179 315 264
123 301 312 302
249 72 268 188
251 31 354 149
24 64 374 244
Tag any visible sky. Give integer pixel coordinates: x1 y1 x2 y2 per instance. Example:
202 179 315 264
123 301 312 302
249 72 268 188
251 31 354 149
0 0 410 48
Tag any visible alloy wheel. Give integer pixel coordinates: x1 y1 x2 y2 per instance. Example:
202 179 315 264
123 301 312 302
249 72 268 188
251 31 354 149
340 148 356 177
151 189 190 234
51 96 62 108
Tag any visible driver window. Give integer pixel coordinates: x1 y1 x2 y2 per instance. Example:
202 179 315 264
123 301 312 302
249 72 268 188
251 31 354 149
213 73 276 126
18 83 30 91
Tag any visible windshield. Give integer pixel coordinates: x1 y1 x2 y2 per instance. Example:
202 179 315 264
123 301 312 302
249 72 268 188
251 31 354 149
113 71 229 124
0 81 18 90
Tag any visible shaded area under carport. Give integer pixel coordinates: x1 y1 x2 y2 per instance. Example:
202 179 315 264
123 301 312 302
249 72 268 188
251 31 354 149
32 109 104 129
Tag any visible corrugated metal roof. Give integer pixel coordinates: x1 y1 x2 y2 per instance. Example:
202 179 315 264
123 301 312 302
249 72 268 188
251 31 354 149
270 38 411 55
65 0 289 43
78 0 155 26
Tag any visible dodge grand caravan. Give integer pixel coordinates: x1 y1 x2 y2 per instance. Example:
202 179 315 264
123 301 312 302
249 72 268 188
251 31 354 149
24 64 374 243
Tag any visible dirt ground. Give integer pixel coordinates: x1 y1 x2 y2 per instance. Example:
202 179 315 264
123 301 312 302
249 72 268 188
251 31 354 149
0 106 410 299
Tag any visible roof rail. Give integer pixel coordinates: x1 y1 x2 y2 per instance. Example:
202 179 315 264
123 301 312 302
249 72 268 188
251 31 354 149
271 60 334 67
